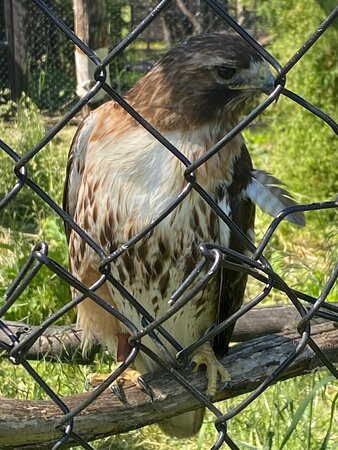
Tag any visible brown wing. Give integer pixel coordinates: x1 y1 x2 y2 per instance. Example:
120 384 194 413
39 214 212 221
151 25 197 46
63 111 122 355
214 144 255 355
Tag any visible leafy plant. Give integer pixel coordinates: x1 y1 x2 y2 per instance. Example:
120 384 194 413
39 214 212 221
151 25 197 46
0 2 337 449
253 0 337 210
0 95 73 324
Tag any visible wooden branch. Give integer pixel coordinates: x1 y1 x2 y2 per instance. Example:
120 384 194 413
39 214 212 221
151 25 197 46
0 321 99 364
1 305 333 364
0 323 337 449
231 303 330 341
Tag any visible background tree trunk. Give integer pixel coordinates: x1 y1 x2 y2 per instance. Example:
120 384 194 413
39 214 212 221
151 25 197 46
4 0 27 101
73 0 110 114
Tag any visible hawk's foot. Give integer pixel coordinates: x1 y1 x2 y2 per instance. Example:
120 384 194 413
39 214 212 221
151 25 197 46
191 342 230 397
85 366 153 402
85 371 111 390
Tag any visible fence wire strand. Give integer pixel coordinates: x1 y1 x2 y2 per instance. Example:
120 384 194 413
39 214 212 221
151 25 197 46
0 1 337 449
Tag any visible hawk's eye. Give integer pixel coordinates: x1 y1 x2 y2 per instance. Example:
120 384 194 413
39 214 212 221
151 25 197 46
217 66 236 80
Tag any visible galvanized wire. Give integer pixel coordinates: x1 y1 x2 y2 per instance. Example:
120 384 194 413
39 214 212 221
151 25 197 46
0 1 337 449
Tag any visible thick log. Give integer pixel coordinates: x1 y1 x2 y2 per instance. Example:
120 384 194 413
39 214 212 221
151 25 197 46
0 305 332 364
0 322 337 449
0 321 99 364
231 303 330 341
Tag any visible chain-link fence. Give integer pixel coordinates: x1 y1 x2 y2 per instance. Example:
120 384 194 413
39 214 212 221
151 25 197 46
0 0 337 449
0 0 75 112
0 0 264 113
0 2 8 96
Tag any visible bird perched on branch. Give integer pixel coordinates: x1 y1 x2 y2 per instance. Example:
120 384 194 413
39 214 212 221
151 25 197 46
64 32 305 438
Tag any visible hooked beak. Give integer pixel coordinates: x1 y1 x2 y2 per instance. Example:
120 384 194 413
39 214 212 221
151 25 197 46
260 73 275 95
228 69 276 96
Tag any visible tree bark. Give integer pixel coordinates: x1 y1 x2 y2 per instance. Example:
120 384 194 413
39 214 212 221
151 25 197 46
4 0 28 101
176 0 202 34
1 304 334 364
0 322 337 449
73 0 110 113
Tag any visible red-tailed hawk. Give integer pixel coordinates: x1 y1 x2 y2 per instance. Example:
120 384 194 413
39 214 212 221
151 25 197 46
63 32 305 437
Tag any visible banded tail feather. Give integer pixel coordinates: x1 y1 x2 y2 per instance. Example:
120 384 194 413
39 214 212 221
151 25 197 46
246 170 306 227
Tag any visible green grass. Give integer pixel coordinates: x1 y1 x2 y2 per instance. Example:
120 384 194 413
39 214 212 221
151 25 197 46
0 96 336 450
253 0 337 219
1 3 337 443
0 95 74 325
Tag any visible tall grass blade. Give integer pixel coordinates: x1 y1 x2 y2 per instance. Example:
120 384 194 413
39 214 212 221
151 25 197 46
319 392 338 450
279 375 335 449
235 441 257 450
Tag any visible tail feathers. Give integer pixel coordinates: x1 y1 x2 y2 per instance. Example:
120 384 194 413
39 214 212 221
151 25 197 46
246 170 306 227
159 407 205 438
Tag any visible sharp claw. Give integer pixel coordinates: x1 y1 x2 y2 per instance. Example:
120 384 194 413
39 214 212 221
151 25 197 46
110 382 127 403
220 380 231 390
86 368 152 403
137 375 154 402
206 394 213 402
187 360 197 374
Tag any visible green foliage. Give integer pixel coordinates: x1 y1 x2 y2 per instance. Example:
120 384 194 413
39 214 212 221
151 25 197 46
28 59 76 112
0 2 337 449
279 375 335 449
204 372 338 450
0 89 17 119
0 218 72 326
0 96 73 324
0 94 69 231
0 358 87 400
242 0 337 303
252 1 337 209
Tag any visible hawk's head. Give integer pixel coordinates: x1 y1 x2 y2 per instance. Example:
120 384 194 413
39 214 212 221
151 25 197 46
127 32 274 129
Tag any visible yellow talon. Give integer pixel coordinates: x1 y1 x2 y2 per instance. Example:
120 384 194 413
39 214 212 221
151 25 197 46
191 343 230 397
85 366 143 390
117 367 145 390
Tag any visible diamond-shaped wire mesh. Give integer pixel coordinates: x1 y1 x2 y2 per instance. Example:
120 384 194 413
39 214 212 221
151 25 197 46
0 1 337 449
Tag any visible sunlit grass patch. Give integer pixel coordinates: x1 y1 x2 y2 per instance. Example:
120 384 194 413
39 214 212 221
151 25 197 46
1 3 337 444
